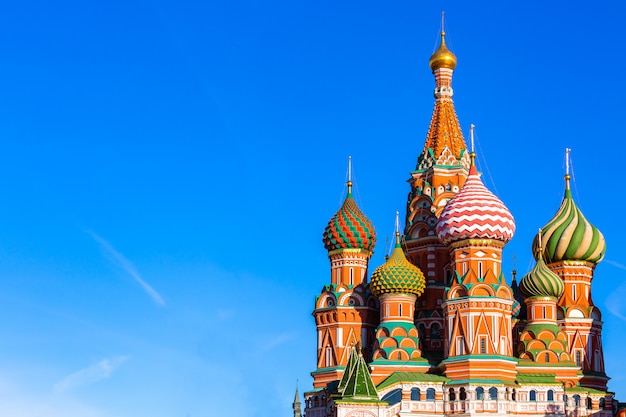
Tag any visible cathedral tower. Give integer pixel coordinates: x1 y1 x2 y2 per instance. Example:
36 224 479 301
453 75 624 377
533 151 607 390
312 161 379 388
404 21 470 358
369 213 429 383
436 142 518 383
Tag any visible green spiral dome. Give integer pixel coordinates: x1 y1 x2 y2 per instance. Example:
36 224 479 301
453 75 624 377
533 185 605 264
519 253 564 299
370 239 425 297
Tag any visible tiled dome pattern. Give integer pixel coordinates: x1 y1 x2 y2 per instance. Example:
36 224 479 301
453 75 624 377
436 165 515 245
323 191 376 252
370 241 425 297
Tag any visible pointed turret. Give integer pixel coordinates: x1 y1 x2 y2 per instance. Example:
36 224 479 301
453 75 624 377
292 385 302 417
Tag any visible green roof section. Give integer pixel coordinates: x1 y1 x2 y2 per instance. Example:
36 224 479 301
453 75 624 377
377 371 450 390
516 373 558 384
337 346 380 402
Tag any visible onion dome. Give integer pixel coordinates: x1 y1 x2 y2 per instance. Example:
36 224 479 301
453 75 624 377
532 175 605 264
520 249 564 299
436 162 515 245
429 31 457 72
323 181 376 252
370 232 425 297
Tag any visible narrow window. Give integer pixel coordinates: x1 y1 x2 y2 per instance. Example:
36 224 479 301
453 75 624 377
572 284 577 300
463 262 467 274
480 337 486 354
398 303 403 317
349 268 353 285
547 390 554 402
325 347 332 367
575 350 582 366
530 390 537 402
489 387 497 400
494 261 498 276
385 304 389 317
449 388 456 401
460 388 467 400
456 336 464 355
545 352 550 362
478 261 483 278
587 397 592 409
573 395 580 407
542 306 547 318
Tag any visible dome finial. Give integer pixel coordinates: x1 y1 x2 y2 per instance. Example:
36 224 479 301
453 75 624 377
394 211 401 246
564 148 571 191
469 124 476 167
347 155 353 194
429 12 457 72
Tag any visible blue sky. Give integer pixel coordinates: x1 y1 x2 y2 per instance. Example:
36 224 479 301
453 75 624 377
0 1 624 416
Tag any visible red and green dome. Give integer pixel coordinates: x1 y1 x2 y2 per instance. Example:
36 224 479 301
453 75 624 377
370 236 425 297
532 179 605 265
323 184 376 252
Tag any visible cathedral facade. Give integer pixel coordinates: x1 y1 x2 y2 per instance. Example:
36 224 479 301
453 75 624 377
300 27 616 417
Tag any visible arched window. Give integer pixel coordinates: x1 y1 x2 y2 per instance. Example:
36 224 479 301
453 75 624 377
545 352 550 362
411 388 421 401
489 387 498 400
512 389 516 401
476 387 484 400
587 397 592 409
573 395 581 407
547 390 554 402
529 390 537 402
382 389 402 405
426 388 436 401
449 388 456 401
575 350 582 366
600 398 606 409
431 323 441 340
460 388 467 400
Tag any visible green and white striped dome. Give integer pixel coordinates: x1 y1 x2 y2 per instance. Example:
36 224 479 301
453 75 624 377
520 253 564 299
533 181 605 265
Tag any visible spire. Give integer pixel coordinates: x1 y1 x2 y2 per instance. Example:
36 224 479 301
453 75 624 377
292 384 302 417
418 14 467 167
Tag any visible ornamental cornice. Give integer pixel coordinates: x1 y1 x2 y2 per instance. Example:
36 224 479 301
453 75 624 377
328 248 372 258
448 239 505 250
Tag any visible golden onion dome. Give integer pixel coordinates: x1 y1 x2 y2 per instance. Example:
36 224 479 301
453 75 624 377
429 32 457 72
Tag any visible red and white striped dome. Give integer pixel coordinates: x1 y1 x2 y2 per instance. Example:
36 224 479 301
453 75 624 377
435 165 515 245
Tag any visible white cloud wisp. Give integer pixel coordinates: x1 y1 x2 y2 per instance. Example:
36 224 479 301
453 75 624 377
87 231 165 307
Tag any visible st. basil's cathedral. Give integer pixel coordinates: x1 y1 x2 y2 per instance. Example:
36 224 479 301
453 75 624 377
294 22 620 417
